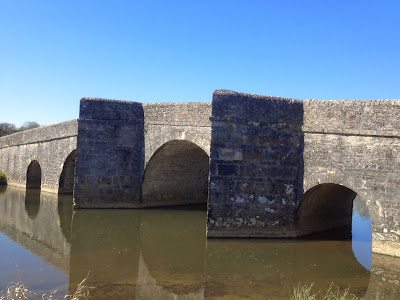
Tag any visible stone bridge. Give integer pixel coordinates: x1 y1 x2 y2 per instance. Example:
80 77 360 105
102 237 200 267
1 187 399 299
0 90 399 257
0 120 77 194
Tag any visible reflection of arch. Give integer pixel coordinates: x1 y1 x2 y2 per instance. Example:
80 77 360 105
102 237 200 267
59 150 76 194
297 183 358 238
0 185 7 195
136 252 205 299
25 189 41 219
139 209 206 294
141 140 209 207
26 160 41 189
58 194 73 244
206 239 369 299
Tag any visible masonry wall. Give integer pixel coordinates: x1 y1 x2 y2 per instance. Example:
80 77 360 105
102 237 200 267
0 120 78 193
141 103 212 207
207 90 400 258
143 102 212 163
302 99 400 257
207 90 304 237
1 91 399 257
73 98 145 208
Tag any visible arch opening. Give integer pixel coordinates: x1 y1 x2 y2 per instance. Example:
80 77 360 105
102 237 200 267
59 150 76 194
141 140 209 208
298 183 357 239
26 160 41 189
298 183 372 270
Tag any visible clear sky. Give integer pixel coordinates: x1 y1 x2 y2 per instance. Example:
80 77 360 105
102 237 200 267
1 0 399 127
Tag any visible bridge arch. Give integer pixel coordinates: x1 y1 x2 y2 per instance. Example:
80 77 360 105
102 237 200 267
297 180 373 271
145 135 210 167
301 173 375 230
297 183 359 238
26 160 42 189
58 150 76 194
141 139 209 207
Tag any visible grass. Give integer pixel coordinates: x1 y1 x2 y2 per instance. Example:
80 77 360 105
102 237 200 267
0 173 6 185
290 283 358 300
0 272 92 300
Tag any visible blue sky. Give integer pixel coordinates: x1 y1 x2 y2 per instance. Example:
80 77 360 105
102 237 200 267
1 0 399 126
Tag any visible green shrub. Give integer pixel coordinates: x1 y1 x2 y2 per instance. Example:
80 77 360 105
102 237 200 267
0 173 7 185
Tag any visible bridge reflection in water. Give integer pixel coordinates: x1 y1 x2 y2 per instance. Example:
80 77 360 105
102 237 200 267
0 187 399 299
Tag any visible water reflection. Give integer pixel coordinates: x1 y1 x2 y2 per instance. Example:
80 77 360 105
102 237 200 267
0 187 399 299
25 189 41 219
69 209 140 299
70 209 206 299
0 185 7 195
0 187 69 298
58 194 73 244
352 195 373 271
206 239 370 299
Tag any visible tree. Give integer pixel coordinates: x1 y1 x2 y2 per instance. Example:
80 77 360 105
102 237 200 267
19 121 40 131
0 123 17 137
0 121 41 137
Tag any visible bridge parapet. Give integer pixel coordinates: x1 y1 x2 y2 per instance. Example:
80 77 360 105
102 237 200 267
0 120 78 149
303 99 400 137
143 102 211 126
143 102 211 163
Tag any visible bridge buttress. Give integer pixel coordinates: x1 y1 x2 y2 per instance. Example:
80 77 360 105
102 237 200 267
207 90 304 238
73 98 145 208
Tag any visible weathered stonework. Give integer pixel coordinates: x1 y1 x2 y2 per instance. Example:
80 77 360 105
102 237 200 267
73 99 212 208
142 102 211 206
207 90 304 238
207 90 400 258
73 98 145 208
0 90 399 258
0 120 77 193
302 99 400 257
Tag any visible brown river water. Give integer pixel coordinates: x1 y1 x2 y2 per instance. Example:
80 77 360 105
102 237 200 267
0 186 399 299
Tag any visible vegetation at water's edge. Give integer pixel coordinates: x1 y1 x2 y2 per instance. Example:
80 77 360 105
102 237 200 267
0 273 91 299
0 121 40 137
0 173 7 186
290 283 358 300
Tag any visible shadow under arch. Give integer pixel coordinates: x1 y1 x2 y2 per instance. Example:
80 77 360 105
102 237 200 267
297 183 373 267
59 150 76 194
26 160 41 189
296 183 372 298
297 183 358 239
141 139 209 207
25 189 41 219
